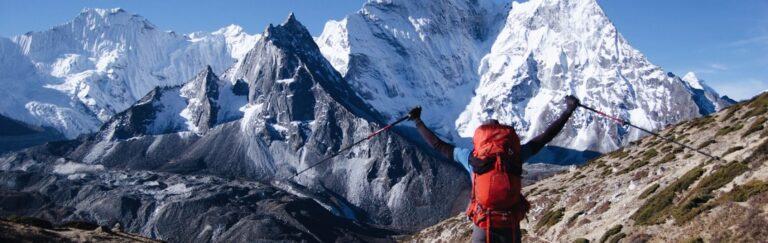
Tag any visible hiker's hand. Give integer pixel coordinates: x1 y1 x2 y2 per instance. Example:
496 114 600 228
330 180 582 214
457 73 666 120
408 106 422 121
565 95 580 111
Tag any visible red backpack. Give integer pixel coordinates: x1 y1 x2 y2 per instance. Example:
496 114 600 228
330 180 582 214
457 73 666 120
466 123 530 234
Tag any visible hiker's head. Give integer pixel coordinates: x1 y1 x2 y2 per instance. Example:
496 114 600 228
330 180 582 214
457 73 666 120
482 119 500 125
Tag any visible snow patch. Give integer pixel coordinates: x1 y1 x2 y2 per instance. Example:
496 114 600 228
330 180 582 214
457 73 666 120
276 78 295 84
53 162 105 179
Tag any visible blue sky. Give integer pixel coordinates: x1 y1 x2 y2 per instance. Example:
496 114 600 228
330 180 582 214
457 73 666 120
1 0 766 100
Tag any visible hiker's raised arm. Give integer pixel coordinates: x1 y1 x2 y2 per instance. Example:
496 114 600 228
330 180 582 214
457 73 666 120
409 107 455 159
520 95 579 161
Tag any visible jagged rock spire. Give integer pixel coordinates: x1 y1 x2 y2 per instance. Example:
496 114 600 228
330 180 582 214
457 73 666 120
180 66 221 134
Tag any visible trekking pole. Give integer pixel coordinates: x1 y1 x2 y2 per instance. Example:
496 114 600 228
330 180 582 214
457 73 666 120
577 104 721 161
289 114 412 179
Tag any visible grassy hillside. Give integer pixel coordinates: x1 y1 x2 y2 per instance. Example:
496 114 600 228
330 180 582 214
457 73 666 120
405 92 768 242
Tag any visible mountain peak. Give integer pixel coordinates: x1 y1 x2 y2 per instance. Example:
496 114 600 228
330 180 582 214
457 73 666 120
286 12 297 23
682 72 706 90
72 7 154 30
79 7 125 17
265 13 311 41
213 24 245 36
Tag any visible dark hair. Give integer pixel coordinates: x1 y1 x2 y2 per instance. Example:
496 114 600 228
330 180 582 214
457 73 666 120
482 119 500 125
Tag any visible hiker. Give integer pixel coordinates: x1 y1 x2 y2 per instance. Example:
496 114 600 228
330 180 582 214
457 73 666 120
408 95 580 243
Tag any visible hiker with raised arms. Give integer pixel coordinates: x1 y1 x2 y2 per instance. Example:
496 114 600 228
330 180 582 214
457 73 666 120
408 95 580 243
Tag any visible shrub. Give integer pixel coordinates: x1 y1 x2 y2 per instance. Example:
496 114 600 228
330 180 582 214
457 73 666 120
571 171 582 180
631 167 705 225
716 124 744 136
601 167 612 177
599 225 623 243
566 211 585 226
697 140 716 149
656 153 676 165
720 105 741 122
741 98 767 119
672 146 684 154
695 161 748 193
608 233 627 243
592 159 607 169
660 145 674 153
690 115 715 128
741 105 768 119
683 237 705 243
618 160 648 175
644 139 660 148
536 207 565 231
639 184 660 199
642 149 658 160
611 149 630 159
573 238 590 243
672 161 748 224
722 146 745 156
720 180 768 202
742 116 766 138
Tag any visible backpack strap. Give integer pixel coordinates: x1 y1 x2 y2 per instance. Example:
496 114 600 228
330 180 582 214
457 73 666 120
486 214 491 243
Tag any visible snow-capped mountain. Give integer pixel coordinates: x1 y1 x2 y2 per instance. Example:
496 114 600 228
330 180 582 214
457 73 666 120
100 66 247 140
1 8 258 138
681 72 733 114
317 0 509 140
317 0 733 158
1 15 469 240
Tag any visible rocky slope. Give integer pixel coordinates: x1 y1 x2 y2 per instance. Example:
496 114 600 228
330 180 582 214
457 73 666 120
0 217 163 243
405 92 768 242
0 114 64 154
317 0 733 164
0 159 392 242
0 15 470 242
